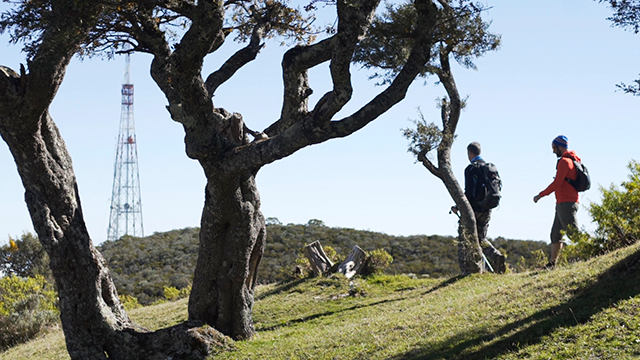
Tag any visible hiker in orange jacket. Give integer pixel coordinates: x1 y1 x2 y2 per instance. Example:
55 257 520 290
533 135 580 269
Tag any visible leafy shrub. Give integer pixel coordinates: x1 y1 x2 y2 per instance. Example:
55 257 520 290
589 161 640 251
163 285 191 301
361 248 394 276
0 275 59 349
178 285 191 299
164 286 180 301
0 233 52 282
291 252 313 279
118 294 142 310
324 246 344 264
562 160 640 260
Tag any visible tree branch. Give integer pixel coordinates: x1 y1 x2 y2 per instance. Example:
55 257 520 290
172 1 225 78
326 0 438 138
264 36 335 137
205 11 270 96
418 148 441 178
218 0 437 174
306 0 380 128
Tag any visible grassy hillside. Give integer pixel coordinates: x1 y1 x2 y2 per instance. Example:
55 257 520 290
97 222 548 304
4 241 640 359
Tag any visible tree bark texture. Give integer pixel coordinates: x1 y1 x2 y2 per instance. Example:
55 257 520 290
304 240 334 277
188 170 266 340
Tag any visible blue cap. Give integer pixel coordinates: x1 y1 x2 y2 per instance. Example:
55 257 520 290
552 135 568 149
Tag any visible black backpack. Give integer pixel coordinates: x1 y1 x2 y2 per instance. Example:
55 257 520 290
473 162 502 210
566 160 591 192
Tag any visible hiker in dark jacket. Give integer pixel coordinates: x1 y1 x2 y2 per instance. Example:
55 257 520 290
534 135 580 269
451 142 506 273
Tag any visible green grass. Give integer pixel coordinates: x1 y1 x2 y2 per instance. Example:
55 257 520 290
4 243 640 359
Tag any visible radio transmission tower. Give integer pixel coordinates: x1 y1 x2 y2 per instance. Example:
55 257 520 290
107 54 144 241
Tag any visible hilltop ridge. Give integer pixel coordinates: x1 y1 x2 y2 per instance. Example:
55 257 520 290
97 221 548 304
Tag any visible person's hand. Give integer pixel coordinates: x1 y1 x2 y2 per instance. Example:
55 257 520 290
450 205 458 214
533 195 541 203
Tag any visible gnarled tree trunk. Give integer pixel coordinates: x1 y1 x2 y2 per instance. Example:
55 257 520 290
0 84 224 359
0 1 226 354
188 170 266 339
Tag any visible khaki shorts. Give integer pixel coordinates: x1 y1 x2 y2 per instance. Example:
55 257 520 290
551 202 579 244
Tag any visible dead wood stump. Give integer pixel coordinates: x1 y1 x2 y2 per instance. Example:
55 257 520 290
338 245 367 279
303 240 334 276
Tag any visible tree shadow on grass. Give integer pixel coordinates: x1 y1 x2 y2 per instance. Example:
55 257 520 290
255 278 307 300
257 297 406 332
389 248 640 360
422 274 467 296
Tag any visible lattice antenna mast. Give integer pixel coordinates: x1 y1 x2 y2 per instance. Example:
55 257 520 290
107 53 144 241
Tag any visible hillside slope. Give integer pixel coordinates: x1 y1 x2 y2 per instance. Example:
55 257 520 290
3 241 640 359
97 222 548 304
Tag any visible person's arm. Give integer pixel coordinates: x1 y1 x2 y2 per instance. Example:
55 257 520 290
536 158 570 199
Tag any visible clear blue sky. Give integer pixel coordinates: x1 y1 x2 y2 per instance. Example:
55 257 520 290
1 0 638 245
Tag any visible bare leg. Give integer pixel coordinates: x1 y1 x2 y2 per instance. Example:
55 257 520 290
550 242 564 264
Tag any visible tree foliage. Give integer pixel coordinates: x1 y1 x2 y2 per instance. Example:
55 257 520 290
354 0 500 82
599 0 640 95
0 233 52 282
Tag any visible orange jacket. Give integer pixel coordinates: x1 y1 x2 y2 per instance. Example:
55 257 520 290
538 151 580 204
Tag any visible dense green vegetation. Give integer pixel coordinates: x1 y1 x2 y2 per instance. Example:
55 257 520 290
95 220 548 304
0 233 51 282
98 228 199 305
0 275 58 350
568 160 640 260
4 240 640 360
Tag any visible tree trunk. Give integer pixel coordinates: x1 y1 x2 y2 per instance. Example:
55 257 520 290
304 240 334 276
440 168 483 274
0 67 227 360
188 169 266 340
419 150 483 275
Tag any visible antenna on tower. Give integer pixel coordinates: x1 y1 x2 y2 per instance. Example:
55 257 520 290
107 52 144 241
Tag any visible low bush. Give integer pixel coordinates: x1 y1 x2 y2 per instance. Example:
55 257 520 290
563 160 640 261
0 275 59 349
361 248 394 276
118 294 142 310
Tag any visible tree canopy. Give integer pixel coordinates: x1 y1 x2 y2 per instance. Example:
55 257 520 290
599 0 640 95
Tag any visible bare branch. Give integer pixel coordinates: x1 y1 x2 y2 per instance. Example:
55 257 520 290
418 148 441 178
435 49 461 148
205 7 271 96
327 0 439 138
264 36 335 137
